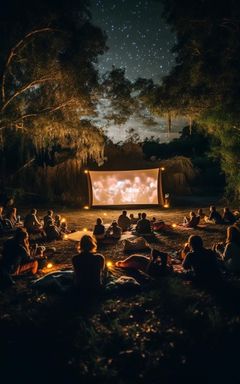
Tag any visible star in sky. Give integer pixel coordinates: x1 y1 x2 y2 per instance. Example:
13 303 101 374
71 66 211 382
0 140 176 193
91 0 176 82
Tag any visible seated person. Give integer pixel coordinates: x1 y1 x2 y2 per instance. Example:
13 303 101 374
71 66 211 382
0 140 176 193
0 228 38 277
117 210 131 231
72 235 105 292
93 218 106 240
183 211 200 228
136 212 152 234
24 208 44 235
205 205 223 224
197 208 205 220
105 221 122 240
215 226 240 272
115 249 171 277
5 207 18 228
43 210 54 230
45 218 62 241
182 235 221 283
129 213 138 225
55 215 69 233
222 207 236 224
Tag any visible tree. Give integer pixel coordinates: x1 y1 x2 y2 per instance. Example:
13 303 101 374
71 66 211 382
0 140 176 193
160 0 240 199
0 0 107 169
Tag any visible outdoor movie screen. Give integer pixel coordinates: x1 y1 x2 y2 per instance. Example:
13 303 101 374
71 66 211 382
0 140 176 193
89 169 160 206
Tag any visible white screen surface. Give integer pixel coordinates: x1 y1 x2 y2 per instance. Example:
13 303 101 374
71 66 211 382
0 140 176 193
89 169 159 206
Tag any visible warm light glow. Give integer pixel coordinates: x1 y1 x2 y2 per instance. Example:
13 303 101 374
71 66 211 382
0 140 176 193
164 204 169 208
84 206 89 210
47 263 53 269
61 217 66 223
160 167 165 171
107 261 113 268
83 228 88 232
103 212 107 216
84 170 88 174
172 223 177 228
63 234 68 240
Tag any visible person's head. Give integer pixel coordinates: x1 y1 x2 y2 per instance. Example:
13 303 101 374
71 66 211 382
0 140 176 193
79 235 97 253
142 212 147 219
112 220 118 227
152 217 156 222
122 210 127 216
197 208 203 215
190 211 196 218
55 214 61 221
47 210 53 216
96 217 103 225
130 214 134 219
31 208 37 214
226 226 240 244
210 205 216 212
138 213 142 219
188 235 203 251
223 207 229 214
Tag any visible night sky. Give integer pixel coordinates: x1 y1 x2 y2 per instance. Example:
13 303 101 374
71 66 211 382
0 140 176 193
91 0 176 83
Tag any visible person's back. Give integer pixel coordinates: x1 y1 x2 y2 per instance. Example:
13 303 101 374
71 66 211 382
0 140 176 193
187 215 200 228
118 211 131 231
183 235 220 282
223 209 236 224
208 206 223 224
136 213 151 234
72 251 105 291
45 220 61 241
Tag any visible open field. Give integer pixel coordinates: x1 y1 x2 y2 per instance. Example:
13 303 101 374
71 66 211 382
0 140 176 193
1 206 239 384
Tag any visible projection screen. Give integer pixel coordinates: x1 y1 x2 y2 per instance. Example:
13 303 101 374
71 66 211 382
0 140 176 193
88 169 162 206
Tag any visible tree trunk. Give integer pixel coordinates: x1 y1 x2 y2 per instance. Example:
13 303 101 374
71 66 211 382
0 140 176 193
167 112 172 137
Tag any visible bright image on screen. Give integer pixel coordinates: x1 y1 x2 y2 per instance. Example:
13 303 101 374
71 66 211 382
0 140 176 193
89 169 159 206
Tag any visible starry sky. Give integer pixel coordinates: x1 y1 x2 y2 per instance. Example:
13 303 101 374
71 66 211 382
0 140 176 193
91 0 176 83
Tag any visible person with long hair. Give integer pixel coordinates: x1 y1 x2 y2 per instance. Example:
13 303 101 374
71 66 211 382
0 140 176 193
0 228 38 277
93 217 106 240
215 226 240 272
72 235 105 292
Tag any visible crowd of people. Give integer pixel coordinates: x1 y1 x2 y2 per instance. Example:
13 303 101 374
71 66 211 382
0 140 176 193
1 202 240 292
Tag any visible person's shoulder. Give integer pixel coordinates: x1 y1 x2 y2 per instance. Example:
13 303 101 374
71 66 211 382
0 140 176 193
95 253 105 260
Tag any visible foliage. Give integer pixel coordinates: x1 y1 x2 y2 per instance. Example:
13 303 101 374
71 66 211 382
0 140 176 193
0 0 107 168
159 0 240 198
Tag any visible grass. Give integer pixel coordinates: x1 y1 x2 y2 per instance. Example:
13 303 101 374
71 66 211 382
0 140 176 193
0 206 240 383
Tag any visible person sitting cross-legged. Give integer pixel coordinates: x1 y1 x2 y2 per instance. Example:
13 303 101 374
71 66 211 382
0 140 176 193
205 205 223 224
182 235 221 284
136 212 152 234
118 210 131 232
183 211 200 228
93 217 106 240
222 207 236 225
72 235 105 293
105 221 122 240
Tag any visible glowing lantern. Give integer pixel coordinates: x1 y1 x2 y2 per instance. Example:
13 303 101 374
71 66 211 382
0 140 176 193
83 228 88 232
61 217 66 223
84 170 88 174
47 263 53 269
172 223 177 228
163 204 169 208
103 213 107 216
107 261 113 268
63 234 68 240
84 206 89 210
160 167 165 171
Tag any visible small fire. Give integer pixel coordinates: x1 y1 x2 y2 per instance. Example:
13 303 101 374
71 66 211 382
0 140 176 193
63 234 68 240
103 212 107 216
84 206 89 210
61 217 66 223
164 204 169 208
47 263 53 269
172 223 177 228
83 228 88 232
107 261 113 268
